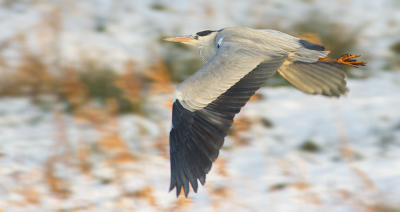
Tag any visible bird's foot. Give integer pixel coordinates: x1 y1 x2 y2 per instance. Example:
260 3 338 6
336 54 367 68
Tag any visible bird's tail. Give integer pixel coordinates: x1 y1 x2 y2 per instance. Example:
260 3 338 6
278 61 348 97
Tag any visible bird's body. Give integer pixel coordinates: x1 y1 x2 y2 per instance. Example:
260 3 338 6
165 27 365 197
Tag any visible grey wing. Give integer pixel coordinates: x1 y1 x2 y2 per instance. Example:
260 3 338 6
256 30 348 97
169 43 287 197
175 43 269 110
278 61 348 97
277 39 348 97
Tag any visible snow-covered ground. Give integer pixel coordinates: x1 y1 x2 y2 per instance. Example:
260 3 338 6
0 73 400 211
0 72 399 211
0 0 400 211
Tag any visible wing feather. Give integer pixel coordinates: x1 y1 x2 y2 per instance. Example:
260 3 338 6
278 61 348 97
169 53 287 196
177 43 285 111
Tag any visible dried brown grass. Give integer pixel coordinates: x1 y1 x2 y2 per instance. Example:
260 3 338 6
0 4 386 211
77 141 91 175
169 196 193 212
15 187 40 205
44 158 71 199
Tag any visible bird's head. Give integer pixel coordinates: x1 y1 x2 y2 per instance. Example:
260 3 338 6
164 30 218 47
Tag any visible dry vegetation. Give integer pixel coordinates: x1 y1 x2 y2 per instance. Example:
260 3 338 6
0 3 397 212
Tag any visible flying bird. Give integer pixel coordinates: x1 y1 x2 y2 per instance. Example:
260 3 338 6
164 27 366 197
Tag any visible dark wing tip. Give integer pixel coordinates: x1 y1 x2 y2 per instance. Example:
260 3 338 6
184 186 189 197
299 39 325 51
176 185 181 197
198 174 206 185
169 180 196 198
169 183 196 198
169 178 176 192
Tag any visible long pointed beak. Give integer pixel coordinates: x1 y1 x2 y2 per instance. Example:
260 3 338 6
164 35 192 43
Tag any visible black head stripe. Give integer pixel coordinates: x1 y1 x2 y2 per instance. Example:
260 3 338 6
196 30 215 37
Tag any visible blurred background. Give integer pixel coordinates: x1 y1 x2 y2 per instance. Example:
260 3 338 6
0 0 399 211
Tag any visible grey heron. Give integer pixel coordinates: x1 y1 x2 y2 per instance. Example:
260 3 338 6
164 27 366 197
